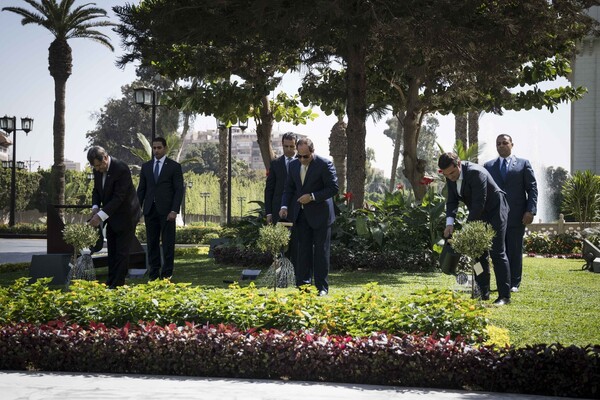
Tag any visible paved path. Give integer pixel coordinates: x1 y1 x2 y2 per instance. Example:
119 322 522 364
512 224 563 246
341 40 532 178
0 238 46 264
0 371 575 400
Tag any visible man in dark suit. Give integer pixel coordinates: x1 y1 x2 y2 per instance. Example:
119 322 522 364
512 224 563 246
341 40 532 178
265 132 298 271
88 146 141 288
279 137 338 296
484 134 537 292
137 137 184 280
265 132 297 224
438 152 511 305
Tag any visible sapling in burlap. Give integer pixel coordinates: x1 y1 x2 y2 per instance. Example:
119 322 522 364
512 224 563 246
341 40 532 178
63 223 99 283
256 223 294 289
450 221 495 298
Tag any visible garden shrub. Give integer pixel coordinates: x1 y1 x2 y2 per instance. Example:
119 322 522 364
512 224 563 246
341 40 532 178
524 232 581 255
136 224 222 244
0 322 597 398
0 279 487 342
0 223 47 235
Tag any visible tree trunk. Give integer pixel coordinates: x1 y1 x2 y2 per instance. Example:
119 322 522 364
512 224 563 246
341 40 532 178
328 115 347 193
176 111 193 162
345 41 367 208
468 111 480 163
48 39 72 208
218 125 228 223
389 109 405 192
401 76 427 201
455 113 467 151
256 95 275 169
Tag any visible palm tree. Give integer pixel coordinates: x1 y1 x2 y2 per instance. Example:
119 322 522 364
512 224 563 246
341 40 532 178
3 0 115 209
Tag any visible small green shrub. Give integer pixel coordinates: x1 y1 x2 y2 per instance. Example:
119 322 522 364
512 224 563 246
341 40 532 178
524 232 581 255
0 278 487 342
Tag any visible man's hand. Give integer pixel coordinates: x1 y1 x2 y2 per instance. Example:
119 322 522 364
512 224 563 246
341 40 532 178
91 208 99 216
167 211 177 222
297 194 312 205
266 214 273 224
89 214 102 228
522 211 534 225
279 208 288 220
443 225 454 238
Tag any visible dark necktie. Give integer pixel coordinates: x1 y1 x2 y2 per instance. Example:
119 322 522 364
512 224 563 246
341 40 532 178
154 160 160 182
286 157 292 172
500 158 508 180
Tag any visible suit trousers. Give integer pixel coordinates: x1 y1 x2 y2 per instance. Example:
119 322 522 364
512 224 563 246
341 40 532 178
506 224 526 288
106 223 135 288
145 203 176 279
296 210 331 292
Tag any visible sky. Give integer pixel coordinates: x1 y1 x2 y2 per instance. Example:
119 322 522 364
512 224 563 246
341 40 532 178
0 0 574 179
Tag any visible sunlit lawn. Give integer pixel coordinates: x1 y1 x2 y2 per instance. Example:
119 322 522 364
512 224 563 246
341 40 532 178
1 251 598 348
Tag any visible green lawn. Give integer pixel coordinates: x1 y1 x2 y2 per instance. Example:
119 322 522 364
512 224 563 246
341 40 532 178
1 253 598 348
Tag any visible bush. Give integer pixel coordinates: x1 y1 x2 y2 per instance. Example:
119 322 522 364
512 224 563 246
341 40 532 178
0 322 597 398
0 223 47 235
524 232 581 255
0 279 487 342
136 224 222 244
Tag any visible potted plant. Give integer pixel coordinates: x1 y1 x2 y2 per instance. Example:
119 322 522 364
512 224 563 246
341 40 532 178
256 223 294 289
62 223 100 282
449 221 495 298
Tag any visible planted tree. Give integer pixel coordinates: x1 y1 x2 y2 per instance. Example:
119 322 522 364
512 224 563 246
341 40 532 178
561 170 600 229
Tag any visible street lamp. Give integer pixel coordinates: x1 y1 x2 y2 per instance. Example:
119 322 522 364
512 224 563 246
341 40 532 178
237 196 246 218
0 115 33 227
134 87 157 142
216 118 248 225
200 192 210 226
183 181 193 226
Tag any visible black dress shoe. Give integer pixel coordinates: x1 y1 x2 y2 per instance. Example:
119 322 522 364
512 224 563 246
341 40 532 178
318 290 328 297
493 297 511 306
481 293 490 301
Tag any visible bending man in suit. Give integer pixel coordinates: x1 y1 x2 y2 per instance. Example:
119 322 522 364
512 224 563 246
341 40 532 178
279 137 338 296
265 132 298 271
88 146 141 288
137 137 184 280
484 134 537 292
438 152 512 305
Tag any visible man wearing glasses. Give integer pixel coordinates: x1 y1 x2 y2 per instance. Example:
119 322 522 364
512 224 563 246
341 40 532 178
87 146 141 288
279 137 338 296
484 134 537 293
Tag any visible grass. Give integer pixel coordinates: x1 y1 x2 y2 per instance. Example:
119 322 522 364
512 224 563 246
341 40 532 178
1 251 598 348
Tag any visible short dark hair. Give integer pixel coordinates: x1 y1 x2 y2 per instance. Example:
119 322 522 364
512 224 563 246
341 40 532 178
296 137 314 153
87 146 108 164
281 132 297 144
496 134 513 143
152 137 167 147
438 152 460 169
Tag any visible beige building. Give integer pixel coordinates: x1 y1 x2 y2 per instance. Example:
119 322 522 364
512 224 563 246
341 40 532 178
571 6 600 173
184 128 304 171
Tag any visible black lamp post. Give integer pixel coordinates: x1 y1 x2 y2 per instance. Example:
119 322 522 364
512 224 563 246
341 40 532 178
216 118 248 225
0 115 33 227
237 196 246 218
134 87 157 142
200 192 210 226
183 181 193 226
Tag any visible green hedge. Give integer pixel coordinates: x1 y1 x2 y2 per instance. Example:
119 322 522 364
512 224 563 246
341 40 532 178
0 278 487 343
136 225 223 244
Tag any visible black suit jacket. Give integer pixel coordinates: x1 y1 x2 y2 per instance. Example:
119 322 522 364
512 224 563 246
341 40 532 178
484 157 537 227
281 155 338 229
92 157 141 232
445 161 508 227
137 157 184 216
264 155 293 223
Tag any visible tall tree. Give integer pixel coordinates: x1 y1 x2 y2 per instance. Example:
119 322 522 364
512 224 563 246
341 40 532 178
3 0 115 208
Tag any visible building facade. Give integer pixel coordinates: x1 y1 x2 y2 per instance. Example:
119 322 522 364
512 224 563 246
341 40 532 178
571 6 600 173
